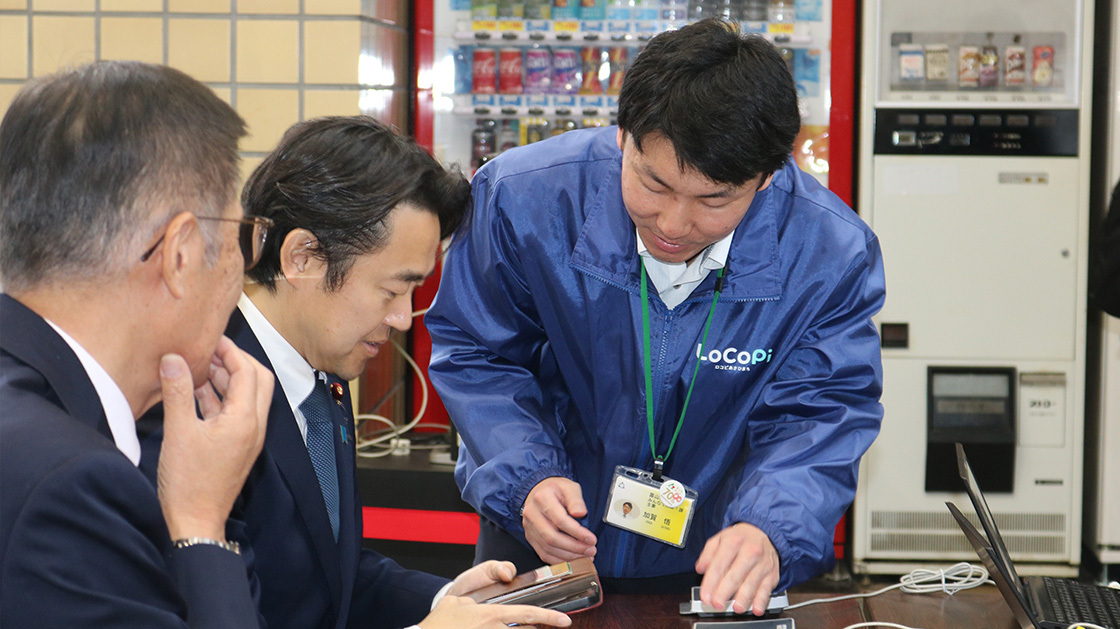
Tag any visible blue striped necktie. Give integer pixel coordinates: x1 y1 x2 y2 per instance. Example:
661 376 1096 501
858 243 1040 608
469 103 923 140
299 373 340 541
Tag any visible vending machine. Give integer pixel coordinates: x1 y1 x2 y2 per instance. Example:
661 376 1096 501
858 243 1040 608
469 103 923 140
852 0 1093 575
411 0 859 431
1086 0 1120 576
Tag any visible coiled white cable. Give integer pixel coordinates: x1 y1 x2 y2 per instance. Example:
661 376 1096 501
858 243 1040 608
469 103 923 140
785 562 993 612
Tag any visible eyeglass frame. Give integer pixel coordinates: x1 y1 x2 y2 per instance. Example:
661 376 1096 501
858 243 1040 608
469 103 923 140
139 215 274 271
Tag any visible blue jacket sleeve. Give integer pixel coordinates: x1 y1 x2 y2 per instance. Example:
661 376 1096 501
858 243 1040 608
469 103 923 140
426 169 575 535
0 450 257 628
720 232 886 590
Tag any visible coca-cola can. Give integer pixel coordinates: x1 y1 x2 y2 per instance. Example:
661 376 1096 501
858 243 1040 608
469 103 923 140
498 48 523 94
551 47 581 95
472 48 497 94
524 46 552 94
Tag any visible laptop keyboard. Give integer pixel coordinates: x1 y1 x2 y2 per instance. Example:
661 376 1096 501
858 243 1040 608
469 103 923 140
1043 577 1120 628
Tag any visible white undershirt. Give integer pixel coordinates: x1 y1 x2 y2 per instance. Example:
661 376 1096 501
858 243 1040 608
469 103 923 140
636 229 734 309
45 319 141 466
237 293 317 444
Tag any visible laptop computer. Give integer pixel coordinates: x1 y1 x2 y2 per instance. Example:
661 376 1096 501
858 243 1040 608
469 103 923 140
947 443 1120 629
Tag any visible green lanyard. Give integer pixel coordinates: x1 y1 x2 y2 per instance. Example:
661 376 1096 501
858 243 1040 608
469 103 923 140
640 259 724 481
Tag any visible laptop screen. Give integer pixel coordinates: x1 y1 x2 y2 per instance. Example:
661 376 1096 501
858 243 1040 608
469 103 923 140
955 443 1023 589
946 501 1038 629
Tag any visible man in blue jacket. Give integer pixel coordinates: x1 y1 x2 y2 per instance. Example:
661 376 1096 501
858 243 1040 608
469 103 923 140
426 18 886 617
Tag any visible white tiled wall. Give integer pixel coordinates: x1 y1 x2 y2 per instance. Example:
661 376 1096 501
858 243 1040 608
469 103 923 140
0 1 412 183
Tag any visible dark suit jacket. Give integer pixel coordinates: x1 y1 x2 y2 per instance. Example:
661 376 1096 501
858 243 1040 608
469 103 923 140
0 294 256 628
140 307 447 629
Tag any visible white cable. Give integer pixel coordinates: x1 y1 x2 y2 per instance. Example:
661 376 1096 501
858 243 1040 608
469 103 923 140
355 337 432 457
842 617 922 622
785 563 992 611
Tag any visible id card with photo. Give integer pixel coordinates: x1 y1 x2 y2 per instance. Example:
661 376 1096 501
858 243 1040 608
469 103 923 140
602 465 697 548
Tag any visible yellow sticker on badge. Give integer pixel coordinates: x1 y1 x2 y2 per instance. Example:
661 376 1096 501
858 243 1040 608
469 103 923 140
603 465 697 547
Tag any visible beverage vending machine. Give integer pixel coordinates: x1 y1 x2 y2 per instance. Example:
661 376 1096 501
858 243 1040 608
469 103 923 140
852 0 1094 575
410 0 860 444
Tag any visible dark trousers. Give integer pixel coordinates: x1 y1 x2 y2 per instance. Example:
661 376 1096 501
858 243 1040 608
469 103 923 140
474 515 702 595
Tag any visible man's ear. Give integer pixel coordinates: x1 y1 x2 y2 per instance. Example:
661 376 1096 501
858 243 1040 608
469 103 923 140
279 228 326 288
158 211 201 299
757 172 775 192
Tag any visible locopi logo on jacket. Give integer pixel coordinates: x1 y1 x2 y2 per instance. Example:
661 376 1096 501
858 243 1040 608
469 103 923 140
695 344 774 372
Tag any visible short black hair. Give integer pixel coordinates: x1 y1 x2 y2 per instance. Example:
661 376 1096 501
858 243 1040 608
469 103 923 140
0 61 246 291
243 116 472 292
617 18 800 186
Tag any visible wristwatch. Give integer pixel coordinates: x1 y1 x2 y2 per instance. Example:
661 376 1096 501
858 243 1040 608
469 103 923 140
172 537 241 555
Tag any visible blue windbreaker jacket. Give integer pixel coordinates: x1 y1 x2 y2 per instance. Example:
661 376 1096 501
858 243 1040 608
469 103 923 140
426 126 885 589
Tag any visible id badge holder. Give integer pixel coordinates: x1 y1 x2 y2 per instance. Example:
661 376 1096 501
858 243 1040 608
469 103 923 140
603 465 698 548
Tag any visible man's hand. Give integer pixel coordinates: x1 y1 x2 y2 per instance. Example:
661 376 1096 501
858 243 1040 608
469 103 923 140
157 336 272 541
521 477 597 564
695 522 780 616
418 596 571 629
446 560 519 597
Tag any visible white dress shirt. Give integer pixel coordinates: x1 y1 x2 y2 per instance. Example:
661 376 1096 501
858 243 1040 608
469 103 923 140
237 293 319 444
636 228 734 309
45 319 141 466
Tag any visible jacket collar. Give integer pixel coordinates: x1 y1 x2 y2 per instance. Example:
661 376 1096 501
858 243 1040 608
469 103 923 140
0 294 112 439
568 155 784 303
226 308 346 609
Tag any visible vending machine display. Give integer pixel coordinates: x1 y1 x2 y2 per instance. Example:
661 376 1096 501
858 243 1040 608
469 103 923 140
425 0 842 184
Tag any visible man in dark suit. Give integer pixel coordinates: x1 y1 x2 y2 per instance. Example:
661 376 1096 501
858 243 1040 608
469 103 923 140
143 116 572 629
0 62 273 627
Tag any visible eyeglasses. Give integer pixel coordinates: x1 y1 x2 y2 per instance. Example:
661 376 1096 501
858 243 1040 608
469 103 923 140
140 215 274 271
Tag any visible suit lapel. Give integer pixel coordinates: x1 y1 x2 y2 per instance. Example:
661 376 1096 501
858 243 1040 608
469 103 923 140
0 295 111 439
327 375 360 611
225 309 344 611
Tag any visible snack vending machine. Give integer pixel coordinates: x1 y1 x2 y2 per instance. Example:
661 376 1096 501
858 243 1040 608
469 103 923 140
853 0 1093 574
410 0 859 432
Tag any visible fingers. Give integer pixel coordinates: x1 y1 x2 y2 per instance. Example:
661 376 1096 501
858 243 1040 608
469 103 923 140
447 561 519 597
159 354 195 429
696 524 780 615
498 604 572 627
522 478 597 563
489 560 517 583
420 596 572 629
556 480 589 519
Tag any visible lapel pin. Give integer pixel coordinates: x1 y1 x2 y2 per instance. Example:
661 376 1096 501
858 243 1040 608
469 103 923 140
330 382 345 405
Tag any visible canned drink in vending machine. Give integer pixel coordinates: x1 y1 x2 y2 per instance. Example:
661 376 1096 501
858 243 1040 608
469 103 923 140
497 0 524 18
606 46 628 95
525 0 552 18
498 48 524 94
1033 45 1054 87
1005 44 1026 86
979 45 999 88
525 118 550 143
552 47 582 94
454 45 474 94
958 45 981 88
472 48 498 94
924 44 950 81
579 46 603 94
472 0 498 18
524 46 552 94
